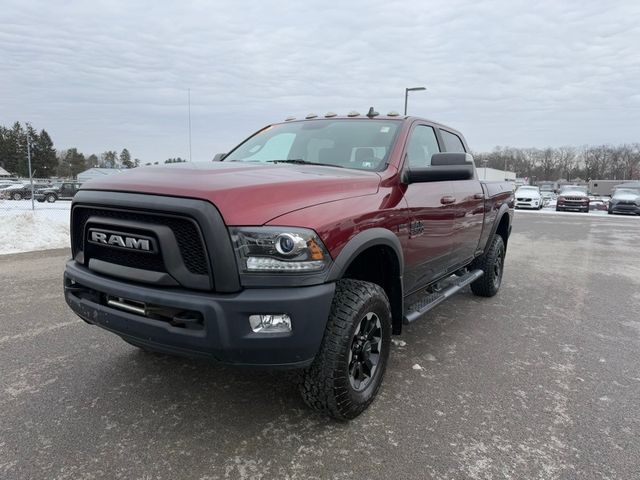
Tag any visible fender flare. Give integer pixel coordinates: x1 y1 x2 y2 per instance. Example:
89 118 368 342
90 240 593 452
483 203 511 252
326 228 404 281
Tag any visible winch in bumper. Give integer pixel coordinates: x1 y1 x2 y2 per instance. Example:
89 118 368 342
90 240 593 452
64 260 335 367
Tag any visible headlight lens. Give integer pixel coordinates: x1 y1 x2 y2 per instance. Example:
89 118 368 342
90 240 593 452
229 227 331 273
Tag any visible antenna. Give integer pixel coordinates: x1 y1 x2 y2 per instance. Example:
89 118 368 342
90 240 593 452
366 107 379 118
188 88 192 162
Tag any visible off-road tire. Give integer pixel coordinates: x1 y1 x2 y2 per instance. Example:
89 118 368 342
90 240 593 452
470 235 505 297
299 279 391 420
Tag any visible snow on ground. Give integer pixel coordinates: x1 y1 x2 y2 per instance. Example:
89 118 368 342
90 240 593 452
0 200 70 255
516 207 639 219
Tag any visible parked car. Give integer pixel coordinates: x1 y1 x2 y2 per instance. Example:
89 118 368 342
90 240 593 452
515 185 543 209
556 185 590 212
608 188 640 215
0 183 48 200
63 112 514 420
35 182 82 203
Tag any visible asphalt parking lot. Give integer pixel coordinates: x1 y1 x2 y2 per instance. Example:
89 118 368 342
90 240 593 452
1 213 639 479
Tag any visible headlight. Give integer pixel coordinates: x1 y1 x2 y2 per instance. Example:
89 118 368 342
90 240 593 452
229 227 331 273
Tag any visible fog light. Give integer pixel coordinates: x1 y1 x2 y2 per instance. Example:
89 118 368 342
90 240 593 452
249 314 292 333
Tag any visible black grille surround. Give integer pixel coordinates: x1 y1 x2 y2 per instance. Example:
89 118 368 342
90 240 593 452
69 191 241 292
73 206 208 276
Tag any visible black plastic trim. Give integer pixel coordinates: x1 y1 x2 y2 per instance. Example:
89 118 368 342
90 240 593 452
72 190 241 293
326 228 404 281
88 258 180 286
64 260 335 366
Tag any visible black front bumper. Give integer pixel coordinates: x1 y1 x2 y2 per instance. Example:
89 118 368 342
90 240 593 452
64 260 335 367
609 205 640 215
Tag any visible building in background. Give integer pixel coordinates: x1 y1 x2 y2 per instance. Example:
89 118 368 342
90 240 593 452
0 166 12 178
76 167 125 183
476 167 516 182
588 179 629 196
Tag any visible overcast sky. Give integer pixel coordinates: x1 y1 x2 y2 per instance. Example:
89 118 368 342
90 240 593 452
2 0 639 162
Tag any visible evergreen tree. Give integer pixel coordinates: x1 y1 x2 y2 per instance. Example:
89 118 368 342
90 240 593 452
57 148 86 178
120 148 133 168
35 129 57 178
5 122 26 176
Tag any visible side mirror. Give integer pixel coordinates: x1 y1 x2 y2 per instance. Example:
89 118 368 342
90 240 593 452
403 153 475 183
212 153 226 162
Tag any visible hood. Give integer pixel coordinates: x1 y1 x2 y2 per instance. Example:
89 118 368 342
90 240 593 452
82 162 381 225
559 189 588 197
516 189 541 198
612 192 640 202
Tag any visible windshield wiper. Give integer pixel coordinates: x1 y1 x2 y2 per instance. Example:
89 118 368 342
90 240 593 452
266 159 344 168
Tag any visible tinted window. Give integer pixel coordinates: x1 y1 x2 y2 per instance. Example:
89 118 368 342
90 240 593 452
440 130 466 153
406 125 440 168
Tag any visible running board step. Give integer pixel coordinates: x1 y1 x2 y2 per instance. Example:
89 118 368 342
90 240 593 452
403 269 484 324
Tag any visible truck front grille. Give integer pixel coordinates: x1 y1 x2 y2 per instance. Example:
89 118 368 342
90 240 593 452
72 206 210 284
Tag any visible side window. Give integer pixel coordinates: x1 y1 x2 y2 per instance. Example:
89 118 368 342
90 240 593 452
440 130 466 153
406 125 440 168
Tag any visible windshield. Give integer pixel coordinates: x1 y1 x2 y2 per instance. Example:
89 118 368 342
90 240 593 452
224 119 401 171
517 186 538 192
560 185 587 194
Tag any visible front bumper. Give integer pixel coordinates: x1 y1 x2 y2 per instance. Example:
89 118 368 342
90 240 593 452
515 201 540 209
609 204 640 215
64 260 335 367
556 202 589 211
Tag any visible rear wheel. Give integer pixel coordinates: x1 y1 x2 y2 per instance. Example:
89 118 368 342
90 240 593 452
470 235 505 297
299 279 391 420
12 192 22 200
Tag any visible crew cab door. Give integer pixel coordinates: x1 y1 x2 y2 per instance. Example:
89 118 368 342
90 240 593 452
401 124 455 293
439 129 484 263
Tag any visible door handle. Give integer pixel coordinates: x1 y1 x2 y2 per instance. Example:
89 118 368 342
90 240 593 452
440 196 456 205
474 193 485 199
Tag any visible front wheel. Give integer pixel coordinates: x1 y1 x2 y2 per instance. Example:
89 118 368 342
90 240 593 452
46 194 56 203
299 279 391 420
470 235 505 297
12 193 22 200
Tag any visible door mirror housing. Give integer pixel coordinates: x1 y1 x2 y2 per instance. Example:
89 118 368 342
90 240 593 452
213 153 226 162
403 153 475 184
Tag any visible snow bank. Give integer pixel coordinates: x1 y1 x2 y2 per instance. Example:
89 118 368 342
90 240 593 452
0 202 70 255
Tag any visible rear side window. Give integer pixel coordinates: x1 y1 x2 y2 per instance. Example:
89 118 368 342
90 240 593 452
440 130 466 153
406 125 440 168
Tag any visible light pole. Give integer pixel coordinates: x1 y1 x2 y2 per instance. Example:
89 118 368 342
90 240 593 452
404 86 426 115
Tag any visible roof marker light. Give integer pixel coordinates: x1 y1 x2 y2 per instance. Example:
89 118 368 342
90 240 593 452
347 111 360 117
305 113 318 119
387 111 400 116
284 116 296 121
324 112 337 117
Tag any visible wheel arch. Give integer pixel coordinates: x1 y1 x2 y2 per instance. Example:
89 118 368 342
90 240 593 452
327 228 404 334
482 204 511 253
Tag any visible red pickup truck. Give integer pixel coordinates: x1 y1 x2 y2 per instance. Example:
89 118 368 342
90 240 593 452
64 112 513 419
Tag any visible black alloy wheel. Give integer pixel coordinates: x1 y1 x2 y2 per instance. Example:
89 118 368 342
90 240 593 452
348 312 383 392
